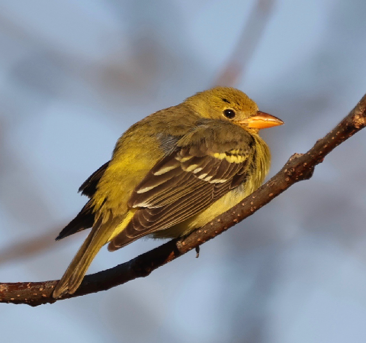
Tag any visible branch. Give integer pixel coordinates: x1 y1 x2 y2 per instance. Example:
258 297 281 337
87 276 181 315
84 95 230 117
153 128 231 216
216 0 276 86
1 94 366 306
0 231 60 266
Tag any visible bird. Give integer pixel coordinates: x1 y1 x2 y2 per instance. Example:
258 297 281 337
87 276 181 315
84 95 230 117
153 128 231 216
52 87 283 298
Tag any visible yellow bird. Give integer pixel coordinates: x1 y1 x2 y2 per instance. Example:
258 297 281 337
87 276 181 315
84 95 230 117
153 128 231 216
53 87 283 298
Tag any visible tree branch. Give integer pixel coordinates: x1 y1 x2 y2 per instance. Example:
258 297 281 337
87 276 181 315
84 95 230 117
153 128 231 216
215 0 276 86
1 94 366 306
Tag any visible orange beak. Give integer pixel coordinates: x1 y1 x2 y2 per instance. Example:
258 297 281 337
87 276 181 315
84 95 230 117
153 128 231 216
240 111 284 130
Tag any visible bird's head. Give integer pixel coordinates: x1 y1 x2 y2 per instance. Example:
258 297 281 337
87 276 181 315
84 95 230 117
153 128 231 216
185 87 283 133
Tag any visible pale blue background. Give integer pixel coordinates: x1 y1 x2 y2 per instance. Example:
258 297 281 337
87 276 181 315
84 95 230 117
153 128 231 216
1 1 366 342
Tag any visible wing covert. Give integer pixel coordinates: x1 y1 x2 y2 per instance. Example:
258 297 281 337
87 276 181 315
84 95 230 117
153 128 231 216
109 139 251 250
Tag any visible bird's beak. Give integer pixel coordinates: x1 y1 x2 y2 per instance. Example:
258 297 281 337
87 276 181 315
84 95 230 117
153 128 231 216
240 111 284 130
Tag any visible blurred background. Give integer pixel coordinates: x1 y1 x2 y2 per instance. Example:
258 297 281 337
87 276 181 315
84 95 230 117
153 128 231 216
1 0 366 342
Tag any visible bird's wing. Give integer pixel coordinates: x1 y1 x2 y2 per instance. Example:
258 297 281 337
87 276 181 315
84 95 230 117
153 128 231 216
79 161 110 197
108 126 254 250
55 161 111 240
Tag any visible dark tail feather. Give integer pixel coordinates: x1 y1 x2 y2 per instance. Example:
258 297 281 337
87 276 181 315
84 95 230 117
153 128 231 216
56 201 94 240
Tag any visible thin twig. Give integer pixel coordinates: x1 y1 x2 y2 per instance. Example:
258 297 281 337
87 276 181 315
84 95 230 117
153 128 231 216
216 0 276 86
0 231 61 266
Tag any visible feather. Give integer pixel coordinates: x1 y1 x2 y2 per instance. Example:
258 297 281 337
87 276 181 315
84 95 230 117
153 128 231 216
109 128 252 251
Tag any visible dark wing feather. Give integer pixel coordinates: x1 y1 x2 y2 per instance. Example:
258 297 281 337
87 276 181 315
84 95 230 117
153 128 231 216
79 161 110 197
108 144 250 250
56 200 95 240
56 161 110 240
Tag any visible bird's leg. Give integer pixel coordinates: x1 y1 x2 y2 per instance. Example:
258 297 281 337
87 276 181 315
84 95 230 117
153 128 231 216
195 246 200 258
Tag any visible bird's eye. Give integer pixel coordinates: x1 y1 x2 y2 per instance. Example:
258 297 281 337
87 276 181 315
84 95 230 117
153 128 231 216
223 109 236 119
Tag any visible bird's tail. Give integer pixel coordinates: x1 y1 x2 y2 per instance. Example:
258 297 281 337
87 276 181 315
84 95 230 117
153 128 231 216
52 216 120 299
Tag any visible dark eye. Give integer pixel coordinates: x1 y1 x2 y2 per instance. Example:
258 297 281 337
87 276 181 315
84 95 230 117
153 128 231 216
223 109 236 119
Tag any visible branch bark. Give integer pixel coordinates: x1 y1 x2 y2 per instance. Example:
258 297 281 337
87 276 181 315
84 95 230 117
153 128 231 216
1 94 366 306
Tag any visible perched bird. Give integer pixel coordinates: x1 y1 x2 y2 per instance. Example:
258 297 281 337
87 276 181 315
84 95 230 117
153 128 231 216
53 87 283 298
